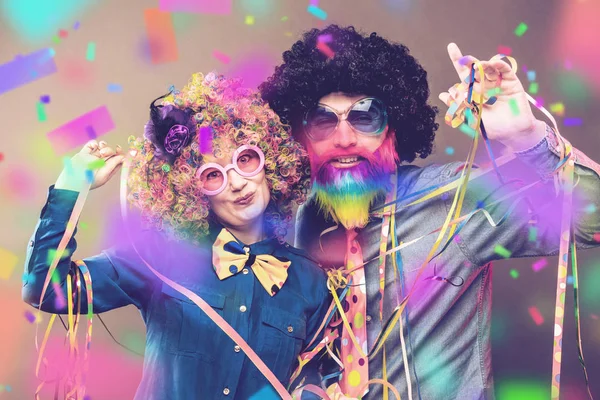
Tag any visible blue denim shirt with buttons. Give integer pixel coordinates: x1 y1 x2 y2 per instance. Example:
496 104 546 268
23 187 330 400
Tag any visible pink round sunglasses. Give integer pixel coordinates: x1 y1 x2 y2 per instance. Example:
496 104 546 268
196 145 265 196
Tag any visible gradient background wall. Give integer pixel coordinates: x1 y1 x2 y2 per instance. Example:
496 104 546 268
1 0 599 398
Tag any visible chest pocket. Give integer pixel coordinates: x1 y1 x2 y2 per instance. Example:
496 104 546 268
255 307 307 382
160 283 226 360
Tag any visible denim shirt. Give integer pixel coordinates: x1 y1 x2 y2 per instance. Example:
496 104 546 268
296 124 600 400
22 187 330 400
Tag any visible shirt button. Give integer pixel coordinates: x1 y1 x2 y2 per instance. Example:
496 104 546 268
223 387 230 395
234 345 241 353
287 326 294 333
243 246 250 253
239 305 247 313
366 315 372 322
242 268 249 275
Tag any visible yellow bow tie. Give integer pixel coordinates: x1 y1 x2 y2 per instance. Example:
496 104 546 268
212 228 291 296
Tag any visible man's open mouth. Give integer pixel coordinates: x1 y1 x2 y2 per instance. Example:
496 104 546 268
330 155 365 165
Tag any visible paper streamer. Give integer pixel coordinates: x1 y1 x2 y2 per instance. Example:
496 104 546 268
0 48 57 95
0 248 18 280
144 9 179 64
46 105 115 154
158 0 232 15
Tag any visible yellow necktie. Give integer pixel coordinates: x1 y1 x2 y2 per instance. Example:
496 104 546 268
212 228 291 296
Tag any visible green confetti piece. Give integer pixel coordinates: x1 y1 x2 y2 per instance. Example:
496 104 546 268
528 226 538 242
494 244 512 258
47 249 70 267
36 102 47 122
459 123 476 138
86 41 96 61
510 269 519 279
281 16 288 21
87 158 105 170
486 87 501 97
514 22 528 37
508 98 520 115
79 222 88 230
52 36 61 44
528 82 539 95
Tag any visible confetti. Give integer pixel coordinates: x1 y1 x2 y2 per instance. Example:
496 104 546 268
46 249 70 265
107 83 123 93
510 269 519 279
584 203 597 213
494 244 512 258
567 275 574 285
528 306 544 326
445 146 455 155
564 59 572 70
24 310 36 323
73 21 80 30
199 126 213 154
52 36 61 44
318 34 332 43
212 50 231 64
496 45 512 56
40 95 51 103
0 248 18 280
486 87 501 97
79 222 88 230
316 41 334 59
245 15 255 25
0 153 4 162
528 82 539 95
87 159 106 170
549 102 565 116
532 258 548 272
514 22 528 37
86 42 96 61
310 0 319 5
307 4 327 20
46 105 115 154
0 48 57 95
59 29 69 38
281 16 288 21
528 226 537 242
144 8 179 64
508 98 520 115
158 0 232 14
37 101 47 122
534 97 544 108
594 233 600 243
527 70 536 81
564 118 582 127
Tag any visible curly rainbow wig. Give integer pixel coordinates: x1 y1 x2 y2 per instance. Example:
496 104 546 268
259 24 439 163
127 72 311 245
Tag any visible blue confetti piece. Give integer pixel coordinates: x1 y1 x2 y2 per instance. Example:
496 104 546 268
585 203 597 214
445 146 455 155
40 94 51 103
567 275 573 285
527 70 536 81
307 4 327 20
107 83 123 93
249 386 279 400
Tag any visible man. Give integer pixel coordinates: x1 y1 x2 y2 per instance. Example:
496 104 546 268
260 25 600 399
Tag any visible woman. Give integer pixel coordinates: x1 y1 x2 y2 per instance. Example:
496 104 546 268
22 72 330 399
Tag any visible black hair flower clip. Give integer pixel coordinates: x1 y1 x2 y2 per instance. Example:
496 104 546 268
144 92 197 164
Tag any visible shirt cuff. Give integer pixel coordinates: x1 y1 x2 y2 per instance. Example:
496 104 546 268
42 185 80 222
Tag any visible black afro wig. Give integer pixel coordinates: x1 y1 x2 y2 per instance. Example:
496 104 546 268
260 24 439 163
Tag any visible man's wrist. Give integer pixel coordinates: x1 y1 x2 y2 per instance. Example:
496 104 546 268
499 119 547 153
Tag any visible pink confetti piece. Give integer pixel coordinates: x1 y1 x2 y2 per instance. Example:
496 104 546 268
316 41 334 59
58 29 69 38
528 306 544 326
212 50 230 64
159 0 232 15
496 45 512 56
532 258 548 272
46 105 115 154
593 232 600 242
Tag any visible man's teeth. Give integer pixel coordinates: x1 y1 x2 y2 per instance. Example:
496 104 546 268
335 157 359 163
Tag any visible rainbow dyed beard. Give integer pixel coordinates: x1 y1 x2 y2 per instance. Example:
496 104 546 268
311 136 398 229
